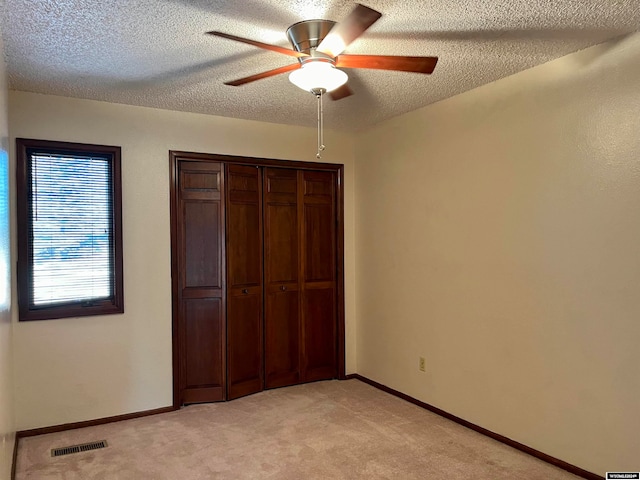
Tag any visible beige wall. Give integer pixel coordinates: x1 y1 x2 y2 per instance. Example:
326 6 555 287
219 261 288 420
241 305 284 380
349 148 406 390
354 33 640 476
8 92 356 430
0 31 14 480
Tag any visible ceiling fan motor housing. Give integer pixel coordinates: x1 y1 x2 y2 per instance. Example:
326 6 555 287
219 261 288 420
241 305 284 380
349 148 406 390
286 19 336 57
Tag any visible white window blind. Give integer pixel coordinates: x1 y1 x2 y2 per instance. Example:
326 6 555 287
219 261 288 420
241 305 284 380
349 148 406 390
30 153 114 306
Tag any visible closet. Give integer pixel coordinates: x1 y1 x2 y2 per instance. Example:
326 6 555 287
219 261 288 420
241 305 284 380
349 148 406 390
170 152 344 406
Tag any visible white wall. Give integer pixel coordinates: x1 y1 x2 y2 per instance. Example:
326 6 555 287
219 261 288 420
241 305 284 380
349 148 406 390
354 33 640 476
9 92 356 430
0 29 15 480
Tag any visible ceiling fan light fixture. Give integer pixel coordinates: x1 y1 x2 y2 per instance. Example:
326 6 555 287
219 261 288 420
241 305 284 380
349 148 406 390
289 61 348 93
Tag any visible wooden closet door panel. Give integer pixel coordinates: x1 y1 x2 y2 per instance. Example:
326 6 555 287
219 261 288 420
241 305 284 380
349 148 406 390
301 170 337 382
227 203 261 284
264 168 301 388
184 202 221 288
178 160 225 404
180 162 222 201
226 164 263 400
303 288 336 381
183 297 224 403
265 204 298 283
302 170 335 283
264 288 300 388
303 203 334 282
227 290 262 397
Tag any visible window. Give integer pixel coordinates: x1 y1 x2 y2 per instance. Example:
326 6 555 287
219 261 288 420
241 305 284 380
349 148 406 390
16 139 123 321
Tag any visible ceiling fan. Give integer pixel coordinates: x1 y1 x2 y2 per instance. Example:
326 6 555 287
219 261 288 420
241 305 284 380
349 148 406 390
207 3 439 100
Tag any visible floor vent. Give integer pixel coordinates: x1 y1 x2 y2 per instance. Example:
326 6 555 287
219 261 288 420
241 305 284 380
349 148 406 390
51 440 108 457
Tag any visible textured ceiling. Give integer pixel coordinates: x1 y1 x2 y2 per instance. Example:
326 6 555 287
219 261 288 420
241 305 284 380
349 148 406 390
2 1 639 132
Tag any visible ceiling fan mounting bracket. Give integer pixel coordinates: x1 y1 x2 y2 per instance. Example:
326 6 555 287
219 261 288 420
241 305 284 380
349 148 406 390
286 19 337 55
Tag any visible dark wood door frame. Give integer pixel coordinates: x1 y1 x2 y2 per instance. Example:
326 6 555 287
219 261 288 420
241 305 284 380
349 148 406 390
170 151 346 408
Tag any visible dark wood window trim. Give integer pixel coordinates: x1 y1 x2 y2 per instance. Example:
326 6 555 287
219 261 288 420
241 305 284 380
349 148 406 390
169 151 346 407
16 138 124 321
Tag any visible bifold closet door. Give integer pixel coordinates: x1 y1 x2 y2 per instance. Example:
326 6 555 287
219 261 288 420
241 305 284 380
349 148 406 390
264 168 301 388
176 161 226 404
300 170 337 382
263 168 337 388
171 153 344 406
226 164 264 400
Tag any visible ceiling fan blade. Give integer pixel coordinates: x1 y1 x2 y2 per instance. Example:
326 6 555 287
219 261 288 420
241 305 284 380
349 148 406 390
329 84 353 101
224 63 301 86
316 4 382 58
336 54 438 74
207 31 309 58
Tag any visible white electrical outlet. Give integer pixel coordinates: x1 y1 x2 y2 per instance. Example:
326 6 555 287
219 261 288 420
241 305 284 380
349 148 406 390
419 356 426 372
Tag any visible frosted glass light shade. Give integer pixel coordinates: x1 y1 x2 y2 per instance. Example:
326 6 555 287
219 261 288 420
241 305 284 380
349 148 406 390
289 61 348 93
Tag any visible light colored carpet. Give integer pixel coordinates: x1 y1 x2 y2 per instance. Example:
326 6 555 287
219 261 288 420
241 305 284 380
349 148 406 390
16 379 582 479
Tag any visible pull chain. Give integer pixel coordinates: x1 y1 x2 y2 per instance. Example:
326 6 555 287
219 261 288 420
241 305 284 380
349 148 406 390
316 89 326 159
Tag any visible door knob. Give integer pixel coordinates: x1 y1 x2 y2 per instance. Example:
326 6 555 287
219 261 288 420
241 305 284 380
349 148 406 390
242 289 249 294
280 285 286 291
